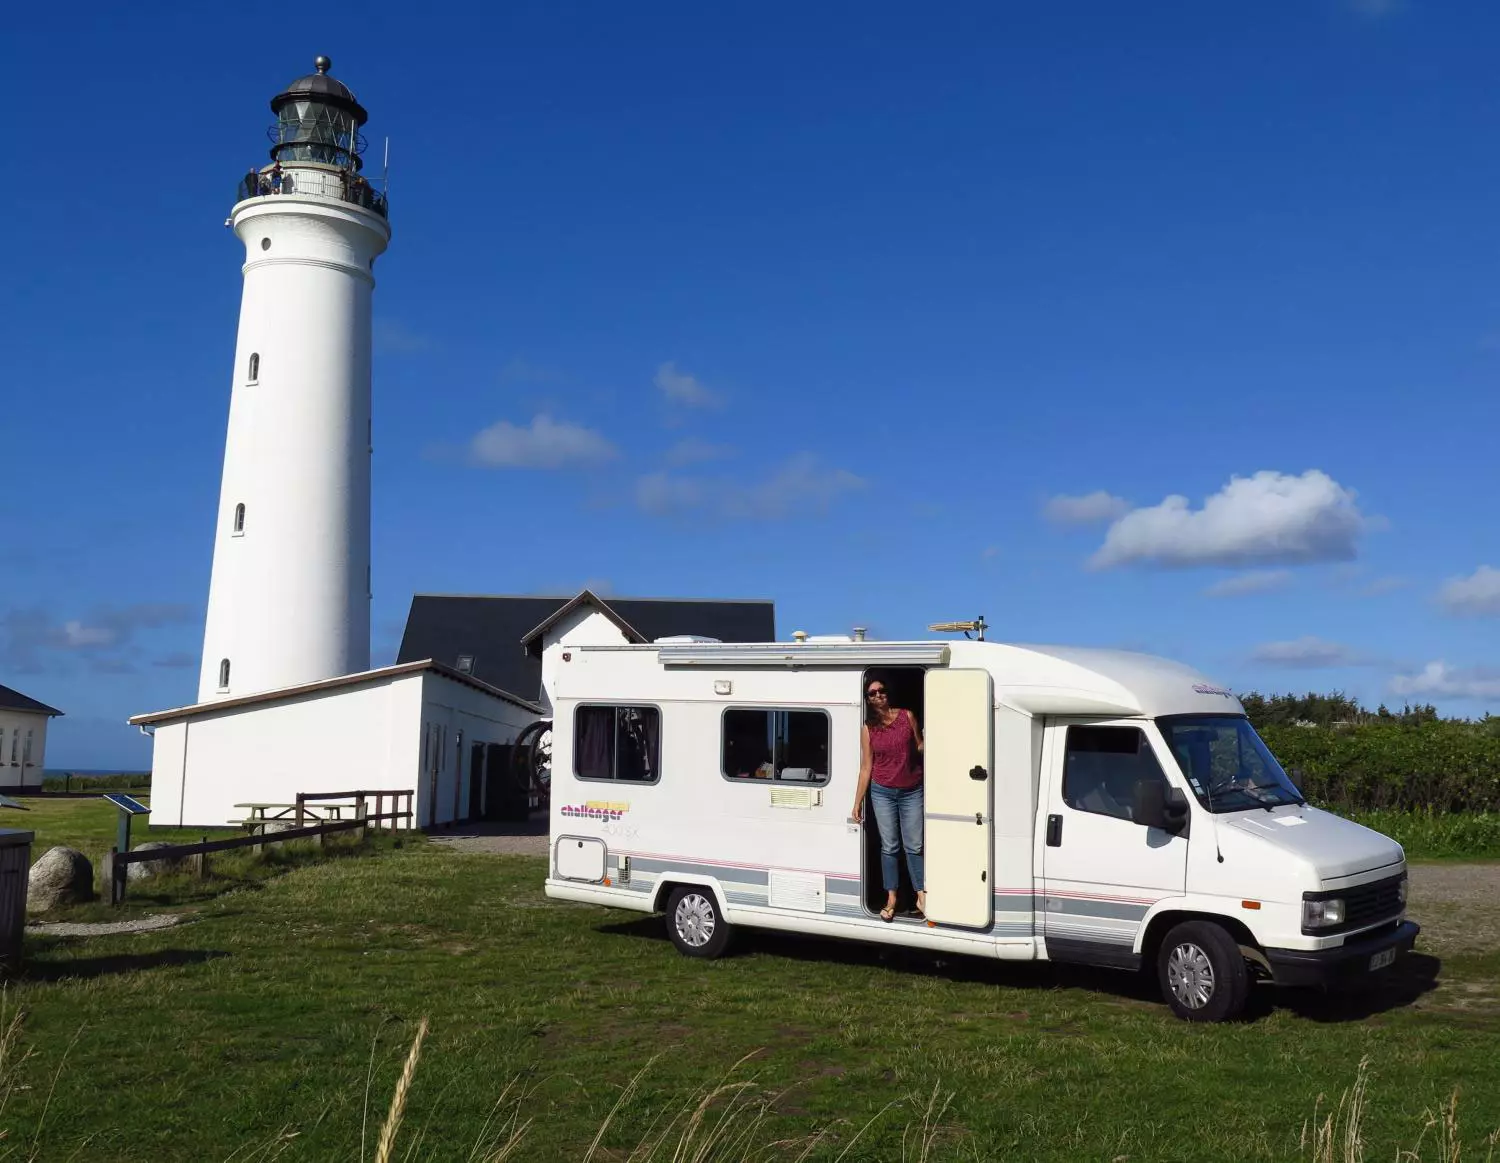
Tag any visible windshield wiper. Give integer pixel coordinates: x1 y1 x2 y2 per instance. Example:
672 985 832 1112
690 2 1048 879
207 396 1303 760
1243 784 1303 810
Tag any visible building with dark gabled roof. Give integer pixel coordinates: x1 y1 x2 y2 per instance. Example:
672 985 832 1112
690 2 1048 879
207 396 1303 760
397 589 777 706
0 684 63 789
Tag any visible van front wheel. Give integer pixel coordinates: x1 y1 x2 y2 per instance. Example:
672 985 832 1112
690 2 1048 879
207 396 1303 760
665 886 733 959
1157 920 1249 1022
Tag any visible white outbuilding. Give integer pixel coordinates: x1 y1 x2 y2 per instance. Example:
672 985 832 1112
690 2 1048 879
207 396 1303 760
130 661 540 829
0 685 62 789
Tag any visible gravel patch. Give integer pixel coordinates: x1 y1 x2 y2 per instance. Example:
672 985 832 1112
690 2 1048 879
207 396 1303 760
426 820 548 857
26 913 190 939
1408 863 1500 956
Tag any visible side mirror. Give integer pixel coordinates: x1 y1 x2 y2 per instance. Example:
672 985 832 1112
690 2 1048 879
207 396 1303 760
1133 780 1190 834
1131 779 1165 828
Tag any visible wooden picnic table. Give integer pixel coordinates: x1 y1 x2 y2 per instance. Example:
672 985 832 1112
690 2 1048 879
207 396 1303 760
231 801 355 827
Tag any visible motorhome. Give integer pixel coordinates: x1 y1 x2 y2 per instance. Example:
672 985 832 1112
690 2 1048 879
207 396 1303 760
542 627 1419 1022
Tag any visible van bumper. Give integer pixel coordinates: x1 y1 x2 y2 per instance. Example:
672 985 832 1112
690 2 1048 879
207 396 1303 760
1264 920 1420 988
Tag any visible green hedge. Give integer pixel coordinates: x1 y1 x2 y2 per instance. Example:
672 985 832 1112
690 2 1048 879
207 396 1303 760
1260 721 1500 813
40 773 150 792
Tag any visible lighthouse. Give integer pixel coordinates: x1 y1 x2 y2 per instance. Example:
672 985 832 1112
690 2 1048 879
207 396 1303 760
197 56 391 703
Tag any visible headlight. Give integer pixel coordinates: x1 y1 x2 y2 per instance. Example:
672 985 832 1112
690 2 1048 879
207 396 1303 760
1303 898 1345 929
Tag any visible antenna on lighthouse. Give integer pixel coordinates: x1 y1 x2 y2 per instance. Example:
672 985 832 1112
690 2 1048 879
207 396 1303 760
383 136 390 197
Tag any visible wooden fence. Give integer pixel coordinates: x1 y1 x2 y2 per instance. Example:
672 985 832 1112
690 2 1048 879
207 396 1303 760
102 790 413 906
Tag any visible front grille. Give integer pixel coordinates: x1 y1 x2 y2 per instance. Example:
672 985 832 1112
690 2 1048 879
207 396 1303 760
1304 871 1405 936
1344 873 1405 927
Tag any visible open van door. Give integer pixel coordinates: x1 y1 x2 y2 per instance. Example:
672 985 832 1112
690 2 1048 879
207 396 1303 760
922 668 994 928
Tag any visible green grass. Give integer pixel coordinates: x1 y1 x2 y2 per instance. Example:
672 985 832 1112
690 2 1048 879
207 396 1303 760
11 795 244 871
15 796 400 922
0 800 1496 1160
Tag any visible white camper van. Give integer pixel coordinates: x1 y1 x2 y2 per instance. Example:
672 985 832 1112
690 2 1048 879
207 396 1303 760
542 631 1419 1022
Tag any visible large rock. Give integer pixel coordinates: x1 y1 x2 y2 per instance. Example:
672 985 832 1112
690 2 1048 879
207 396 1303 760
27 847 94 912
126 841 185 882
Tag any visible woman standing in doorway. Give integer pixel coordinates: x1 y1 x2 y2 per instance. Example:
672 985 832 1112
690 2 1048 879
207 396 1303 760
851 678 925 921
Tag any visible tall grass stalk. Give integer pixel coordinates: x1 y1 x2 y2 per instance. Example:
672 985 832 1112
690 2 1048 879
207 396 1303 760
374 1016 427 1163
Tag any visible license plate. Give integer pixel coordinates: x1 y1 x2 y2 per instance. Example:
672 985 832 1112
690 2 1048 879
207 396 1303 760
1369 947 1396 971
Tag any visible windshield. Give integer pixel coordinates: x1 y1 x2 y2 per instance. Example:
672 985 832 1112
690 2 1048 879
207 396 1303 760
1156 714 1305 813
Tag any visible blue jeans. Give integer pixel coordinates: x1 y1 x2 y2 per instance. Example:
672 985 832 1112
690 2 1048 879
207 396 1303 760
869 782 924 893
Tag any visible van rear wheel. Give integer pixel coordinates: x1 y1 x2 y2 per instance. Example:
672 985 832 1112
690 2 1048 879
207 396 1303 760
1157 920 1249 1022
665 886 733 959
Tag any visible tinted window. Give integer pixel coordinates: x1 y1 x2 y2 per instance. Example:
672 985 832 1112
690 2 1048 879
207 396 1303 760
722 708 829 785
574 705 661 783
1062 726 1167 822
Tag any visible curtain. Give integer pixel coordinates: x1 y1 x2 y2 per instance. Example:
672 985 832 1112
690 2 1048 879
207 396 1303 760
576 707 614 780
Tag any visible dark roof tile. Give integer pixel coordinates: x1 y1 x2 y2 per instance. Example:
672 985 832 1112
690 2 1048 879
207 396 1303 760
396 593 775 703
0 685 63 717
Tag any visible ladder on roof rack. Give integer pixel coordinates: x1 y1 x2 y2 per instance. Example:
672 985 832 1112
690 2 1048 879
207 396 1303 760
928 616 987 641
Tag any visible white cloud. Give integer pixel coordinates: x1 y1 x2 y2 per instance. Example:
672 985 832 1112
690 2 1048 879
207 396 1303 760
1089 470 1370 570
637 453 864 520
1437 566 1500 617
664 437 735 467
467 415 619 469
655 361 724 409
1204 570 1292 598
1 603 196 673
1390 662 1500 702
61 621 117 648
1043 491 1130 526
373 319 431 354
1250 637 1361 668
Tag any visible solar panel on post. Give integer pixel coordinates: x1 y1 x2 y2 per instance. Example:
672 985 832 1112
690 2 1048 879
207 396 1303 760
102 793 150 861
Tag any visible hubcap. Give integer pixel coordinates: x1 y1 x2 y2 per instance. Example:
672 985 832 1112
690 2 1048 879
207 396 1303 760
674 893 716 947
1167 941 1216 1009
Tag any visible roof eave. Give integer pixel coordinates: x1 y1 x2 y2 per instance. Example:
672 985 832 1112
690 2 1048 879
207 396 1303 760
128 660 542 727
519 589 645 656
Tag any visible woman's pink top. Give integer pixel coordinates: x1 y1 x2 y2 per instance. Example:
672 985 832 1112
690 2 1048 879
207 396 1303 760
869 710 922 789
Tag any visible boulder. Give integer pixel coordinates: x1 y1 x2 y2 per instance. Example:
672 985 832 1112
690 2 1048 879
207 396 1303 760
27 847 94 912
126 841 185 882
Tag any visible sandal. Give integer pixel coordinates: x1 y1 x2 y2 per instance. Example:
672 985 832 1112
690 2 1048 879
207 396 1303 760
879 904 896 923
915 892 927 917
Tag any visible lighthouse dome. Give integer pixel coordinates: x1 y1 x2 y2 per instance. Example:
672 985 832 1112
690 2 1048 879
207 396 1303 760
269 56 369 126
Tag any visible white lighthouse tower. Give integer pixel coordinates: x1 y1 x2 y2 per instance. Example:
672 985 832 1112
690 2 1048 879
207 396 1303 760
197 56 391 703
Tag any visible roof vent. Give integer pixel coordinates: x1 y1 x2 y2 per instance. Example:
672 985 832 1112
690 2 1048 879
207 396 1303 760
653 634 722 645
792 630 808 643
852 626 867 641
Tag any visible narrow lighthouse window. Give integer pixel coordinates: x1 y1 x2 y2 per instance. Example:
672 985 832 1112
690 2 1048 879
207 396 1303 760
233 503 246 535
247 353 259 383
218 659 231 692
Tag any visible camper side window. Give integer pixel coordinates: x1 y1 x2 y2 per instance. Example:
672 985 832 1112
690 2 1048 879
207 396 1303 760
574 704 661 783
721 708 829 785
1062 726 1168 823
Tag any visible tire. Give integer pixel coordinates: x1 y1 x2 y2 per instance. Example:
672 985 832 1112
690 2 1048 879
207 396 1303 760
665 886 733 959
1156 920 1250 1022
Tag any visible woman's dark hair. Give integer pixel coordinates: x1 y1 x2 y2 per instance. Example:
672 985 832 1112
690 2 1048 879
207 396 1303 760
864 672 891 729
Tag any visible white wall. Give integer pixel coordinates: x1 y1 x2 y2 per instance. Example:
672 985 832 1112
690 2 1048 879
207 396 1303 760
413 673 538 827
538 607 633 713
146 671 536 829
0 711 49 789
197 193 391 704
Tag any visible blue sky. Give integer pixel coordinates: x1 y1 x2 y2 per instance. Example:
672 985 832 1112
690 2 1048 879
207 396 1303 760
4 0 1499 767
